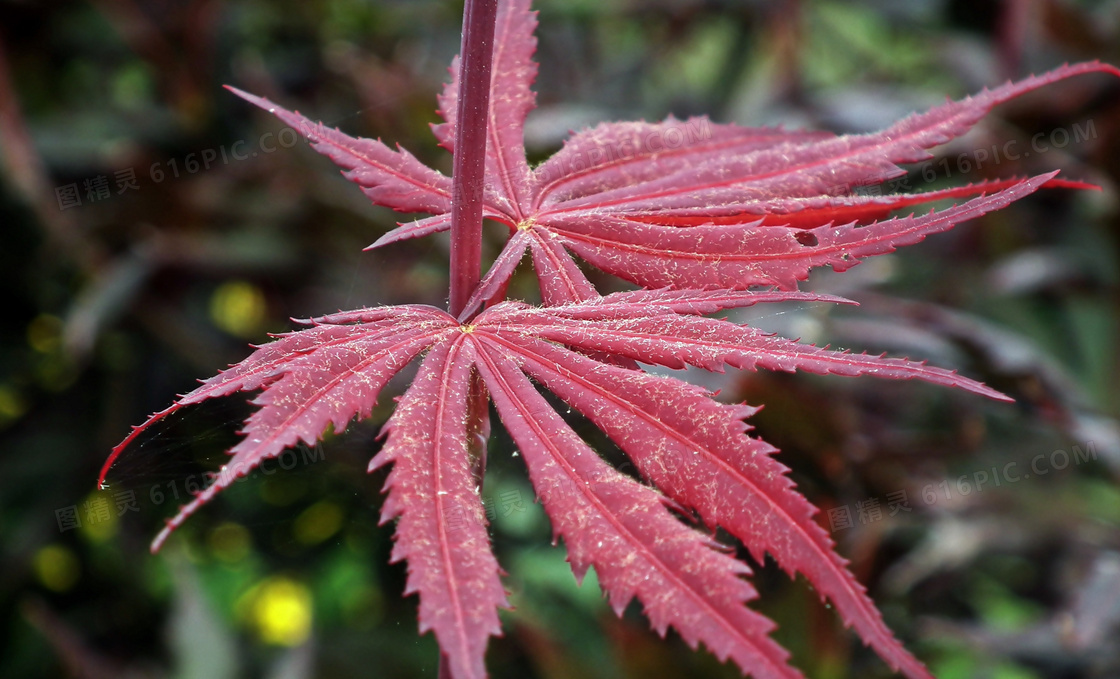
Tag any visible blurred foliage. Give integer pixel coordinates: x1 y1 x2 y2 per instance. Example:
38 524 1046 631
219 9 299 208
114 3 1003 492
1 0 1119 678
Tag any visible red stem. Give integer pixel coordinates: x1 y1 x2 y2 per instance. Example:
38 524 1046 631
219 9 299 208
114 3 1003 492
448 0 499 319
444 8 499 675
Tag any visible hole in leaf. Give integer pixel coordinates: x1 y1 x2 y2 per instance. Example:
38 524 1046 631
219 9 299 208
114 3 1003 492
795 231 818 247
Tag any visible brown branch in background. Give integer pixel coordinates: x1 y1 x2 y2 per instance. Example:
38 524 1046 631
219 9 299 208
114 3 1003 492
88 0 216 126
0 32 203 365
997 0 1032 78
183 0 222 97
21 598 153 679
0 32 101 272
770 0 804 105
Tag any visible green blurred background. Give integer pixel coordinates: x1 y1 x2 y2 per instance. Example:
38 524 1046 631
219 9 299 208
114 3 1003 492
2 1 1120 677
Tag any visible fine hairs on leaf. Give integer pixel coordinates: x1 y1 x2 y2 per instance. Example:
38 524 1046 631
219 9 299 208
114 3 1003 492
101 0 1120 677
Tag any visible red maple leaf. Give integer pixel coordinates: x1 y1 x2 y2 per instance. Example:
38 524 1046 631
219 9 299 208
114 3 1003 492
227 4 1107 317
102 0 1119 677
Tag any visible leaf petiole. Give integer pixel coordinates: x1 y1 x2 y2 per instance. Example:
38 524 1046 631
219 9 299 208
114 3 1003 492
448 0 499 319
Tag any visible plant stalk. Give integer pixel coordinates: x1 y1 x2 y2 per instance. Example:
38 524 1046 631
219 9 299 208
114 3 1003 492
448 0 498 319
442 4 497 676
